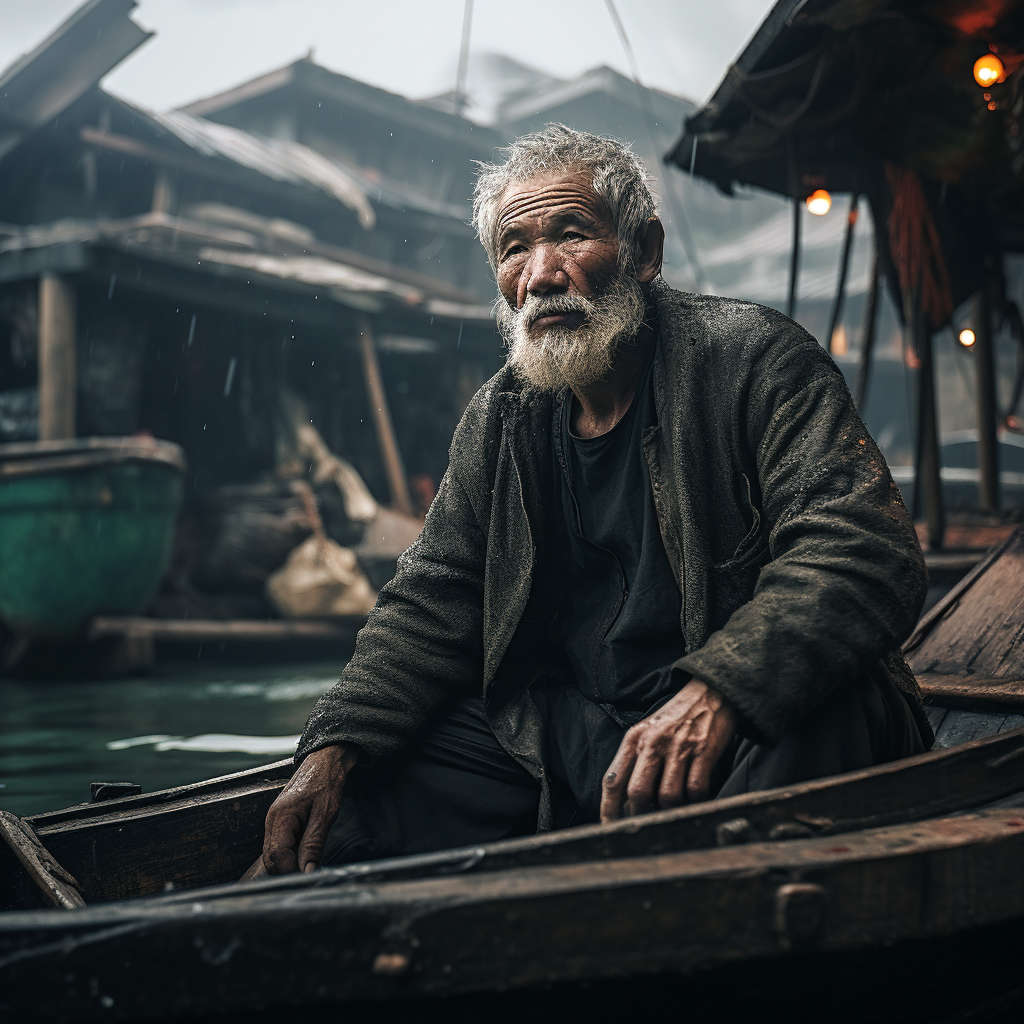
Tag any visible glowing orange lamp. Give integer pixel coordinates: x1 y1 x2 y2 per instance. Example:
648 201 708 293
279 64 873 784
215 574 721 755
805 189 832 216
974 54 1005 87
959 328 977 348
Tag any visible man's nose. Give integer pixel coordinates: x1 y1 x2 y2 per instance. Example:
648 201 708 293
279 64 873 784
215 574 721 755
524 243 569 299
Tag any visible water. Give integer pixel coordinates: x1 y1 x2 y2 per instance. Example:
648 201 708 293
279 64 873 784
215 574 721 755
0 660 345 816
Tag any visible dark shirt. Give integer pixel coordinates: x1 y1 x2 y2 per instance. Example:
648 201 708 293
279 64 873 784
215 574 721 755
538 335 689 823
557 336 686 720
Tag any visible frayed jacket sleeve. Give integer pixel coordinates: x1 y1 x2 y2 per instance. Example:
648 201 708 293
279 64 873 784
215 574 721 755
295 460 487 765
674 337 927 743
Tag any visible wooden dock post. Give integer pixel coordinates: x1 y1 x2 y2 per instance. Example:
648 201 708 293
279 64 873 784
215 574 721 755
357 315 413 516
912 293 945 550
37 274 77 440
972 288 1000 511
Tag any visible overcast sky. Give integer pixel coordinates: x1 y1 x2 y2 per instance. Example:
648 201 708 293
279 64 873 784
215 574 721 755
0 0 775 113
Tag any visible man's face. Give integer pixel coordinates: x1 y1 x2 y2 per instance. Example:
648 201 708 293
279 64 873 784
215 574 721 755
492 171 646 390
495 170 620 318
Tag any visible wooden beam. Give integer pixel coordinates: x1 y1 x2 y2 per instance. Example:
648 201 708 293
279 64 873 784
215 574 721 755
358 315 413 515
88 616 363 643
972 288 1000 511
917 673 1024 712
37 273 76 440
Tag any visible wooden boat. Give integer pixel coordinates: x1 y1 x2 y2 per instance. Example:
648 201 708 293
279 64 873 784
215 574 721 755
2 528 1023 1023
0 438 185 639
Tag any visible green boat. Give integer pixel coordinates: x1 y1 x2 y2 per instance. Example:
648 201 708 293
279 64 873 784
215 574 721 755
0 438 186 639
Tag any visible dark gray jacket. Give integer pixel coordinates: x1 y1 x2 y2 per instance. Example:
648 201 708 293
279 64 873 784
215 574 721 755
298 282 929 829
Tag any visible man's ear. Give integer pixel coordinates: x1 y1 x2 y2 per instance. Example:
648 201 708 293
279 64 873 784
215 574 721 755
635 217 665 283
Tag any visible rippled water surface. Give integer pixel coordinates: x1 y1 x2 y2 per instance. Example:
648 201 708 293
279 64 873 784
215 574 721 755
0 660 345 816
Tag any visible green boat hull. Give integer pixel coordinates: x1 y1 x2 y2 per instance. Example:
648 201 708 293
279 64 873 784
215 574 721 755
0 439 185 638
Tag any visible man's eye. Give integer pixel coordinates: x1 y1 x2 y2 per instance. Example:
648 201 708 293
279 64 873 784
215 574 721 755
501 244 527 261
562 231 586 241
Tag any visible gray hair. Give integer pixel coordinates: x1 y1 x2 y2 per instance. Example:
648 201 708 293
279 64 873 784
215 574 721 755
472 124 658 274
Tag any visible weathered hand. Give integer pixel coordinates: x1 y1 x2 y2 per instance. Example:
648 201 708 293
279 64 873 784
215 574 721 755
600 679 737 823
261 742 360 875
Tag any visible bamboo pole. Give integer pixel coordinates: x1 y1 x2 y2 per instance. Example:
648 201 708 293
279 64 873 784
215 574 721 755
37 274 77 440
971 288 1000 511
357 315 413 516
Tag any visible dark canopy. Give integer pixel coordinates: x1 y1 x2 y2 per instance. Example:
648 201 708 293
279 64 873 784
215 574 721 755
667 0 1024 321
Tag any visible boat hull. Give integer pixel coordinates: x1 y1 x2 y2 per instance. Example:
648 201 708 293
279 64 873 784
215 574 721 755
0 439 185 638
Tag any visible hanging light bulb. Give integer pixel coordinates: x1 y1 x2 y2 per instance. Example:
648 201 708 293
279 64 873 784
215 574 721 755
974 54 1005 87
805 189 832 216
959 328 977 348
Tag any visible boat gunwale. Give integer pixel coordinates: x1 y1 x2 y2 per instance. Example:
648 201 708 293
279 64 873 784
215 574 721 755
15 724 1024 909
0 441 187 479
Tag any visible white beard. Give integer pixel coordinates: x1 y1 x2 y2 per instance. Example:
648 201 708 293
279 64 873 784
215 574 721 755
495 271 647 391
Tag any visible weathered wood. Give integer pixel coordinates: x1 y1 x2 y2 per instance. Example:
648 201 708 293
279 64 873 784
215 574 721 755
14 726 1024 907
972 288 1000 510
36 273 76 441
21 761 295 904
357 315 413 516
915 300 945 548
934 710 1011 750
88 615 363 643
919 674 1024 711
920 549 982 575
906 526 1024 678
0 812 83 910
1 809 1022 1023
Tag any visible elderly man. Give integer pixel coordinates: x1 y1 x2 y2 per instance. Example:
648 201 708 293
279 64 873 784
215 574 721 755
261 126 930 874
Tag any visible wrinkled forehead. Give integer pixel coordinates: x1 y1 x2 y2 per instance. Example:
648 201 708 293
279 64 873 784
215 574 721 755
495 170 612 237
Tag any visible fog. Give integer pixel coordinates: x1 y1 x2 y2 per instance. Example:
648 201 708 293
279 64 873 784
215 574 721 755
0 0 776 112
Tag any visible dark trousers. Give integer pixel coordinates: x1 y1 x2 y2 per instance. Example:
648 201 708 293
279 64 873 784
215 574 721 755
322 671 925 866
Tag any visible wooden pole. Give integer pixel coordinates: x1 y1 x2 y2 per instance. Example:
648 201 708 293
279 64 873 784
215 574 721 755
37 274 77 441
787 193 801 321
787 137 801 321
357 315 413 516
911 293 944 549
972 288 1000 511
826 194 858 354
853 241 880 411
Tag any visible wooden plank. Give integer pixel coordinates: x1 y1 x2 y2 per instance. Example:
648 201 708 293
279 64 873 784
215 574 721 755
31 775 288 904
0 812 83 910
921 550 983 575
27 759 294 827
36 273 76 441
934 710 1008 750
905 526 1024 678
918 674 1024 711
358 315 413 516
904 527 1017 655
1 809 1022 1022
87 616 363 643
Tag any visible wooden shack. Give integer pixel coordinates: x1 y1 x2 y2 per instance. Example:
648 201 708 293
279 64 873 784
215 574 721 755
0 0 506 664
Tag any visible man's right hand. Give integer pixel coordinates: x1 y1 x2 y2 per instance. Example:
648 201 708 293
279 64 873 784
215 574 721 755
261 742 360 875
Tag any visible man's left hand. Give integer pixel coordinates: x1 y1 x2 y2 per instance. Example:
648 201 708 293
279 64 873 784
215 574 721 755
600 679 737 823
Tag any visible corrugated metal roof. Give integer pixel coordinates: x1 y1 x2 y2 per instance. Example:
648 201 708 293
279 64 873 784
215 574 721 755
150 110 376 230
0 0 152 159
0 211 494 322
